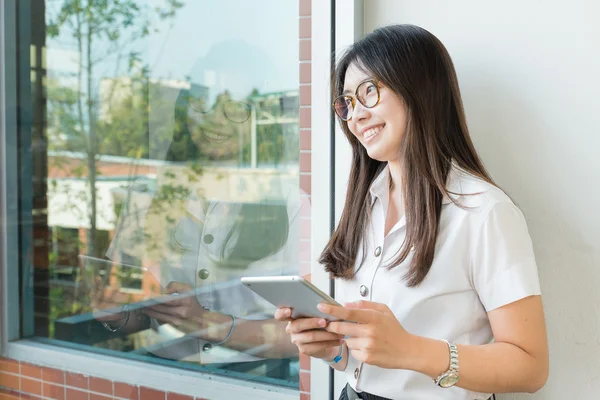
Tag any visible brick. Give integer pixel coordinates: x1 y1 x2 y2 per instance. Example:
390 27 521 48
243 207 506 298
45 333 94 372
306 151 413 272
166 393 193 400
0 359 19 375
299 152 311 173
299 353 311 370
300 370 311 392
300 40 311 61
66 372 88 390
89 377 112 395
42 367 65 385
43 383 65 400
299 85 311 106
65 388 88 400
300 174 311 195
114 382 138 400
0 372 19 391
300 217 311 239
300 63 311 84
300 0 311 16
300 108 311 129
300 393 311 400
90 394 113 400
21 377 43 397
20 363 42 380
139 387 164 400
299 17 311 38
300 130 311 150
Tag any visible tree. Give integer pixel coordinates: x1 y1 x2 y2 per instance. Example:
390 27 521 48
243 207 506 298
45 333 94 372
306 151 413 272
47 0 184 258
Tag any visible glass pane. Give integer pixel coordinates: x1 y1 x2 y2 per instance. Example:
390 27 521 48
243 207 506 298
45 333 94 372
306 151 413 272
18 0 305 391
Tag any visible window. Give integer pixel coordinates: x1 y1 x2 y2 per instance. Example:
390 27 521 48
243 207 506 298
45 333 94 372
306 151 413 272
11 0 304 392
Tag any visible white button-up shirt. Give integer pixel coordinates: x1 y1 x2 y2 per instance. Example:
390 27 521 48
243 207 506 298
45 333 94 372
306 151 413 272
107 182 306 364
337 165 541 400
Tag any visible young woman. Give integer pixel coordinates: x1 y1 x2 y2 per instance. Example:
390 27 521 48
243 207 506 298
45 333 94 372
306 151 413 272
275 24 549 399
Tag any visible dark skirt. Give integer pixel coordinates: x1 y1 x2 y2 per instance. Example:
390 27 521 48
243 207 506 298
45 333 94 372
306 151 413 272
338 383 391 400
338 383 496 400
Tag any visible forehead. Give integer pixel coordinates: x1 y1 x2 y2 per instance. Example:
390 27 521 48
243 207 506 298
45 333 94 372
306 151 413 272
343 63 372 92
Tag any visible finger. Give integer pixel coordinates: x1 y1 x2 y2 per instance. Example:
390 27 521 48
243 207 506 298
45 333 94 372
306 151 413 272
274 308 292 321
165 281 193 294
342 337 371 351
292 330 345 345
317 303 379 324
287 317 328 334
143 308 182 326
146 303 186 319
326 321 368 337
346 300 391 315
297 340 344 356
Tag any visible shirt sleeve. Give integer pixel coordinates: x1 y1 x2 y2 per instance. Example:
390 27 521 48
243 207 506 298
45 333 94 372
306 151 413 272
471 201 542 312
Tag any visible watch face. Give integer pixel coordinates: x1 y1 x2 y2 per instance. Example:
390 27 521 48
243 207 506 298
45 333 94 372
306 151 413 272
439 373 459 388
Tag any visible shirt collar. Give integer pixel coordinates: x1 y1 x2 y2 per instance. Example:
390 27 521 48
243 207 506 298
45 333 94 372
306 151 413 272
368 162 466 206
369 165 391 206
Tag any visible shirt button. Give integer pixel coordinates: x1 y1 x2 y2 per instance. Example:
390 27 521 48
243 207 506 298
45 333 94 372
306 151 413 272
198 269 210 280
359 285 368 297
203 234 214 244
202 343 212 353
354 368 360 380
374 246 382 257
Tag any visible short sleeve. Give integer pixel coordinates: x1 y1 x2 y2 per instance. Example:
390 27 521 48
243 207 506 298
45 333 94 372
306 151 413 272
471 201 541 311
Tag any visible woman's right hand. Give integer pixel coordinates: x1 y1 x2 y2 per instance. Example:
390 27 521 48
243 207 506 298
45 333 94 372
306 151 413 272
275 307 345 360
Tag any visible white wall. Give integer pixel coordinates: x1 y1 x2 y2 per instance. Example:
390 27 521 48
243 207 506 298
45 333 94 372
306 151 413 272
362 1 600 399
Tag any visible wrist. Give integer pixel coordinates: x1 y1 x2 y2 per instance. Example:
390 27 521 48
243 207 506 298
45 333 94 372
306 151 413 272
205 311 235 343
405 334 452 379
321 344 344 365
321 345 340 361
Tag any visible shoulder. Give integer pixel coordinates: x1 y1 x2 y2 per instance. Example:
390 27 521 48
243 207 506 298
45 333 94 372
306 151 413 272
445 168 526 227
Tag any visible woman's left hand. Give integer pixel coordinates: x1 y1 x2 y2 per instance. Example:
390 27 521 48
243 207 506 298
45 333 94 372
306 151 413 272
318 300 413 369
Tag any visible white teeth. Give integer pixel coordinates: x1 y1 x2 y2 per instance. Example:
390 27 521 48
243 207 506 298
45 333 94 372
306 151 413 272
364 125 384 139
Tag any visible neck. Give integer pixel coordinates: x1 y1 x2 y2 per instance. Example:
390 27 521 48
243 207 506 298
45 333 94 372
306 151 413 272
388 160 403 191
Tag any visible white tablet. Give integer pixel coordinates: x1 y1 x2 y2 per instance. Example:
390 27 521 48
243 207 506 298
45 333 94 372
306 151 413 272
241 275 342 321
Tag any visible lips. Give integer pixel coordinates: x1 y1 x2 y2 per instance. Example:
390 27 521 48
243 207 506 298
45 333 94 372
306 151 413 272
362 124 385 141
202 127 234 142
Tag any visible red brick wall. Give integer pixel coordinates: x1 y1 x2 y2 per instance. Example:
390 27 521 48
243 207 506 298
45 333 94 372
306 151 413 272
1 1 314 400
298 0 312 399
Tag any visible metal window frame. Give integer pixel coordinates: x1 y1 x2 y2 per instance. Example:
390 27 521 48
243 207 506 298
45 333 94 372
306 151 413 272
0 1 341 399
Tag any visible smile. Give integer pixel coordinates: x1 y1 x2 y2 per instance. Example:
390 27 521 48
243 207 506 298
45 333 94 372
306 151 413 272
202 128 234 142
363 124 385 142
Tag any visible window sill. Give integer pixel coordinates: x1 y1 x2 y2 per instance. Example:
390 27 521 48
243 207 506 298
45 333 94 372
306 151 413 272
4 340 298 400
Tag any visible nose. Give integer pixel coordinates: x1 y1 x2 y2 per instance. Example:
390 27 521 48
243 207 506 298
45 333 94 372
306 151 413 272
351 98 370 122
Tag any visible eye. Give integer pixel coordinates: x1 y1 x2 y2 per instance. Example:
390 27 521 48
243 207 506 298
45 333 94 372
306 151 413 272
365 83 377 94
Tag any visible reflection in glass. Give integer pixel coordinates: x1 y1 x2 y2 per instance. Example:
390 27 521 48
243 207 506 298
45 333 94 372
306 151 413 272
19 0 303 390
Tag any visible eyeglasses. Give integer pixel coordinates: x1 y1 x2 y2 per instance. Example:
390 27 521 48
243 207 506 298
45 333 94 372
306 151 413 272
332 79 380 121
188 95 252 123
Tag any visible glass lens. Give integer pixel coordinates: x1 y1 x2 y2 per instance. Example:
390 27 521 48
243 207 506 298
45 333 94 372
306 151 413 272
223 101 251 123
333 96 352 120
357 81 379 108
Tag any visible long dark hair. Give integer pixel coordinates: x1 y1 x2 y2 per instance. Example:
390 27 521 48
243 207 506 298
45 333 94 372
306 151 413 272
320 24 495 286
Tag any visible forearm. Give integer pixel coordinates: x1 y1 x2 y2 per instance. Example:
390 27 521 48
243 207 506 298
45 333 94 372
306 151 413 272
199 313 299 359
102 310 151 335
407 335 548 394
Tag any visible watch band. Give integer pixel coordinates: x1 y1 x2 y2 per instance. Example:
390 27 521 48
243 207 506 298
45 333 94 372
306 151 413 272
433 340 459 388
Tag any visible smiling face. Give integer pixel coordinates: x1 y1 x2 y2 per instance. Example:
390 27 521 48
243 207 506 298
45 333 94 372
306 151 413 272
343 63 408 163
186 91 251 161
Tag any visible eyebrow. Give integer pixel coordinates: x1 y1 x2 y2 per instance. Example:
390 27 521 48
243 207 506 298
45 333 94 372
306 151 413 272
341 78 374 96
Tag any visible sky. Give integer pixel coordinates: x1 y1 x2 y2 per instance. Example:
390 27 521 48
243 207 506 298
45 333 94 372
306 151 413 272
46 0 300 100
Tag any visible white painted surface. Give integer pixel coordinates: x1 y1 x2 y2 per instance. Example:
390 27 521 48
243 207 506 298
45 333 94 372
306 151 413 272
311 1 335 399
360 1 600 398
